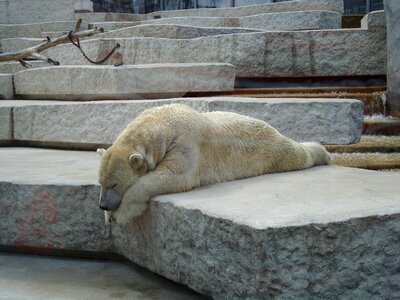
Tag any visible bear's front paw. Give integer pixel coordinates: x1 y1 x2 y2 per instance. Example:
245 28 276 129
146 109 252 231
110 202 149 225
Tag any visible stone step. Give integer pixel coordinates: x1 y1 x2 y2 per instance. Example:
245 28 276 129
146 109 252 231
194 86 387 115
326 135 400 153
92 10 342 32
1 147 399 299
0 61 49 74
146 0 343 18
363 117 400 136
0 74 13 100
44 18 385 78
331 152 400 170
0 98 363 146
13 64 236 100
97 24 262 39
0 21 89 39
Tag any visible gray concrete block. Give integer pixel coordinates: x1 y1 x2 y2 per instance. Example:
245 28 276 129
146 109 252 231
361 10 386 29
14 64 235 100
113 166 400 299
0 21 88 39
0 74 14 100
2 147 399 298
0 106 12 141
0 147 111 252
384 0 400 116
44 28 386 78
2 97 363 145
147 0 344 18
0 0 88 24
94 10 342 32
97 24 261 39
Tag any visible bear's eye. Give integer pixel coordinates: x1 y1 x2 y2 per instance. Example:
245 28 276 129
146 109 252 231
111 184 117 189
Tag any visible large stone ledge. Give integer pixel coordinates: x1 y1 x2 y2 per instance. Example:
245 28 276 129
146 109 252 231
0 97 363 145
75 12 145 23
0 0 80 24
0 147 111 252
0 21 88 39
0 74 13 99
147 0 344 18
98 24 261 39
1 147 399 298
113 166 400 299
0 38 43 53
93 10 342 32
14 63 236 100
0 62 49 74
45 26 386 78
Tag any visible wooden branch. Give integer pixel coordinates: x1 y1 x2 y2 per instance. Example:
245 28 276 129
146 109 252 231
0 19 104 67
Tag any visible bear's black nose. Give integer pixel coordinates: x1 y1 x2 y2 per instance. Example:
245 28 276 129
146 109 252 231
99 203 109 211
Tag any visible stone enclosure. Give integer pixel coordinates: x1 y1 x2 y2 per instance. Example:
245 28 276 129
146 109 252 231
1 0 399 299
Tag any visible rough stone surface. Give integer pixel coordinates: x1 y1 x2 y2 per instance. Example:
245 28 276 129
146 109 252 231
0 38 43 53
98 24 261 39
0 73 13 99
0 0 77 24
94 10 342 31
384 0 400 116
0 147 111 252
1 149 399 299
0 61 49 74
75 12 145 23
74 0 93 12
0 21 88 39
45 28 386 78
0 97 363 145
0 106 11 141
112 165 400 299
14 64 235 100
361 10 386 29
146 0 344 18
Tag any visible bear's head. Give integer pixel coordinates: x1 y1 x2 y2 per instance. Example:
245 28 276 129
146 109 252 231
97 145 147 213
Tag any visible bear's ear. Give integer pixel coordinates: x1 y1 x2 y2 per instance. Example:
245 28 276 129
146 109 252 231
129 153 144 169
97 148 106 157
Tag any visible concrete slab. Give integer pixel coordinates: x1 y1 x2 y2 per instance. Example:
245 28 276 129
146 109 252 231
0 61 49 74
113 165 400 299
0 21 88 39
0 147 399 298
44 28 386 78
0 38 43 53
0 73 13 99
0 97 363 145
13 64 236 100
0 0 78 24
0 253 208 300
93 10 342 32
97 24 261 39
146 0 344 18
75 12 145 23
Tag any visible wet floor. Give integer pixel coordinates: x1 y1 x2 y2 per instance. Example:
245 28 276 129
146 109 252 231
0 253 210 300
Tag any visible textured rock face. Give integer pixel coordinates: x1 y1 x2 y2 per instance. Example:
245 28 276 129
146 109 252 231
98 24 261 39
384 0 400 116
0 62 49 74
0 21 88 39
0 148 111 252
45 28 386 78
14 64 236 100
361 10 386 29
0 0 78 24
0 74 13 100
0 38 43 53
147 0 344 18
1 98 363 146
0 106 12 141
100 10 341 31
112 166 400 299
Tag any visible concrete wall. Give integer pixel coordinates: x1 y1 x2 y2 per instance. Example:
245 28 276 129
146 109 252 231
0 0 93 24
384 0 400 116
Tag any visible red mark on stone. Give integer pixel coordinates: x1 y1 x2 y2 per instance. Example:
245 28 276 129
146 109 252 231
15 188 60 248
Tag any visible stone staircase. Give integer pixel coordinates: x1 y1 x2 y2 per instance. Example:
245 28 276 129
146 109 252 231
1 0 400 299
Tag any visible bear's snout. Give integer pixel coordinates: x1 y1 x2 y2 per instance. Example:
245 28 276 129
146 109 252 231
99 188 121 212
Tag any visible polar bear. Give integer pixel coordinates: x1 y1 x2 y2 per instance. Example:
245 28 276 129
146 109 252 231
97 103 330 224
